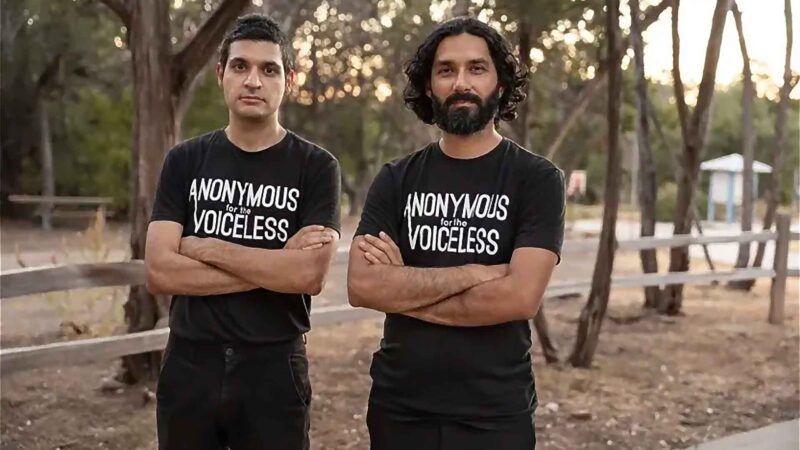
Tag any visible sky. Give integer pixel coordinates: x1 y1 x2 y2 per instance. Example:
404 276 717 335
641 0 799 100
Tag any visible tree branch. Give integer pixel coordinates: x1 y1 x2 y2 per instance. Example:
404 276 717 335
33 53 63 99
671 0 690 143
171 0 252 97
98 0 131 28
545 0 670 159
690 0 733 139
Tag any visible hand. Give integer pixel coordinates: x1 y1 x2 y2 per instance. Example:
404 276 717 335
285 225 336 250
359 232 404 266
464 263 508 284
179 236 215 261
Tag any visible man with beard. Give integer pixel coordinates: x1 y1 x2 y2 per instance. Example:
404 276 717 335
146 14 340 450
347 17 565 450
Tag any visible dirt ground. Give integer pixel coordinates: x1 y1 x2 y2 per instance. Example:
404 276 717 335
2 217 798 449
1 274 797 449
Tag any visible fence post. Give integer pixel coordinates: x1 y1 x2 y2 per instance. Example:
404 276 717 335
768 213 790 324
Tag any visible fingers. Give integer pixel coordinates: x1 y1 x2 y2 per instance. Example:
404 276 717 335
302 243 324 250
378 231 403 265
363 251 382 265
290 225 325 241
302 231 334 246
364 234 393 256
300 225 326 233
359 237 392 264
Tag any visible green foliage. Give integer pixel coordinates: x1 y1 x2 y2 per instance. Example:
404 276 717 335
62 87 133 212
183 69 228 139
655 182 708 223
4 0 799 221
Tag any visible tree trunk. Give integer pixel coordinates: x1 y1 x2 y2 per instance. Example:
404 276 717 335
661 0 732 315
515 22 531 149
451 0 470 17
728 2 756 290
99 0 251 383
120 0 178 383
630 0 660 308
545 0 670 160
746 0 793 289
38 100 55 231
647 97 717 274
569 0 622 368
533 304 559 363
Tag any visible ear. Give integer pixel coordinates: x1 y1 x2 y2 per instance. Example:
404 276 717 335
285 69 296 91
216 62 224 87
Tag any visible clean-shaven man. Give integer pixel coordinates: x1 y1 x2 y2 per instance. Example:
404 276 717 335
146 14 340 450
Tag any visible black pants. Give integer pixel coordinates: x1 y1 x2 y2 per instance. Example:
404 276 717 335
156 334 311 450
367 402 536 450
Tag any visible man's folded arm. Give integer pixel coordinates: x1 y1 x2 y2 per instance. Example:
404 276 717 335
402 247 558 327
346 235 505 313
188 228 339 296
145 221 257 296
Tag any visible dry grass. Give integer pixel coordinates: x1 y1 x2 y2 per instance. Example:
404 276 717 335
2 273 797 450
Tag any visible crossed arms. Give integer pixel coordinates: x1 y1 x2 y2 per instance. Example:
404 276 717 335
346 232 558 327
145 221 338 296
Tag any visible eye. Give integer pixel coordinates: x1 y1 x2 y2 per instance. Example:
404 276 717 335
264 66 277 75
232 62 246 71
470 65 486 73
437 67 452 75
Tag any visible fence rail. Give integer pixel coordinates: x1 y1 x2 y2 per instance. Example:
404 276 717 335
1 214 796 376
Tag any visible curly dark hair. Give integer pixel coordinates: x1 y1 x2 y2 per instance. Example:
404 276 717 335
403 17 528 124
218 13 294 73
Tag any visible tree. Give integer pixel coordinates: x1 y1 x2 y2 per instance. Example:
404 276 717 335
629 0 660 308
728 1 755 290
569 0 622 368
660 0 732 315
747 0 796 287
98 0 252 383
543 0 669 160
0 1 116 212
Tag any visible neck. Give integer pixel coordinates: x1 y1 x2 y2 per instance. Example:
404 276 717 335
225 112 285 152
439 122 503 159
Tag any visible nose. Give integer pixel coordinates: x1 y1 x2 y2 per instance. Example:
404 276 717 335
244 68 262 89
452 68 472 93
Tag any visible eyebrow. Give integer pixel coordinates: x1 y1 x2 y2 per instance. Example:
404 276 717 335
434 57 491 66
228 57 283 70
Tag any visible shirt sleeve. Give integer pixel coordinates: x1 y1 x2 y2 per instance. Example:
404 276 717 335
513 166 566 264
299 153 342 236
150 146 188 225
354 164 401 242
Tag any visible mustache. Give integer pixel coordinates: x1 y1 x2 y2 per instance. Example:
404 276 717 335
442 92 482 108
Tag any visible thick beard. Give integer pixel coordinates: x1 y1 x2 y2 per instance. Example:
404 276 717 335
431 87 501 135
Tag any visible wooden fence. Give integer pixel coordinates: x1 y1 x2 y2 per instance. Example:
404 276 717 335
1 214 796 376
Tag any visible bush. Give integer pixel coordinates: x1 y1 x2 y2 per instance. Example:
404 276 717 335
656 182 708 223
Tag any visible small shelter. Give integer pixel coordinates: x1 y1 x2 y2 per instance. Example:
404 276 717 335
700 153 772 224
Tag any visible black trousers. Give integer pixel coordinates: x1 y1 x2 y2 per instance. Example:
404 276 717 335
156 334 311 450
367 402 536 450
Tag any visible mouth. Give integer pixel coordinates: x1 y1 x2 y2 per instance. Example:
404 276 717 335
449 100 478 108
239 96 265 104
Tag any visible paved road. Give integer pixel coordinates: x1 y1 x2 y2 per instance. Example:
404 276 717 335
685 419 799 450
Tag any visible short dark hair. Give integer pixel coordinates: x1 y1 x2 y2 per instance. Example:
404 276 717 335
403 17 528 124
218 13 294 72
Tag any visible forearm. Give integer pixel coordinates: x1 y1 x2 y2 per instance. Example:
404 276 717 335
146 251 257 296
348 263 491 313
403 274 543 327
198 240 331 295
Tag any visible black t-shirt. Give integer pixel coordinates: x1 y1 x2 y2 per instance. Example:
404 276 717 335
355 138 565 420
151 129 341 343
